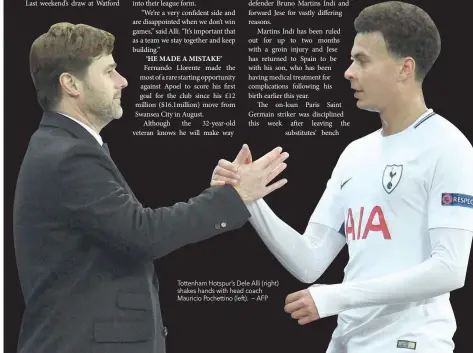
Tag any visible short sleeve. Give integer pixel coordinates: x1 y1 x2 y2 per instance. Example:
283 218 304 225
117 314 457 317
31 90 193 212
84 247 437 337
309 144 351 232
428 138 473 231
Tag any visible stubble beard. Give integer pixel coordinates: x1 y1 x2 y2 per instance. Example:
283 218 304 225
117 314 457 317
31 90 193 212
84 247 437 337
84 87 123 129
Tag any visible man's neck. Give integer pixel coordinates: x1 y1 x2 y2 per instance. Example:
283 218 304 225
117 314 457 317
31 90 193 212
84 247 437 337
379 91 427 136
54 104 102 134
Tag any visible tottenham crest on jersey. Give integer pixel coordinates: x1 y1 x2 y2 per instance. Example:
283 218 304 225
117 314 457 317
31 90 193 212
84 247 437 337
382 165 403 194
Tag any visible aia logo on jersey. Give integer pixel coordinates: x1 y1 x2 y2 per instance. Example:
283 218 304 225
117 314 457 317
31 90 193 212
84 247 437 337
382 165 403 194
345 206 391 240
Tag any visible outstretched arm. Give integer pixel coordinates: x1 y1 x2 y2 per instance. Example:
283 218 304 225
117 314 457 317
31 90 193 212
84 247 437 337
247 199 346 283
211 144 350 283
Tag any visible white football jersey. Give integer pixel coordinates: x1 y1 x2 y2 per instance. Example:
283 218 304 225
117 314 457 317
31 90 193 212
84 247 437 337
309 109 473 352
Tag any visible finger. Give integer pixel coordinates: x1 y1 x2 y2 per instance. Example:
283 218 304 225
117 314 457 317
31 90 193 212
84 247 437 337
290 308 309 320
245 147 253 164
210 180 226 187
214 165 240 180
285 290 303 305
214 178 239 186
212 174 239 186
265 163 287 184
217 159 239 176
261 178 288 198
284 299 306 313
298 316 315 325
265 152 289 173
255 146 283 168
233 144 250 165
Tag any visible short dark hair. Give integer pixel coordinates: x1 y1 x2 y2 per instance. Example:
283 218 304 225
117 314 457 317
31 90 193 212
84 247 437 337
354 1 441 82
29 23 115 111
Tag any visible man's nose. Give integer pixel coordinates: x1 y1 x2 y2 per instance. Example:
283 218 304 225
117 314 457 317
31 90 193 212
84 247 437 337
344 62 356 80
116 71 128 88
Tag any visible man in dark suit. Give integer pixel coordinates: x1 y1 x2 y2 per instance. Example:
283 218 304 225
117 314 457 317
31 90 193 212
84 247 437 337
13 23 289 353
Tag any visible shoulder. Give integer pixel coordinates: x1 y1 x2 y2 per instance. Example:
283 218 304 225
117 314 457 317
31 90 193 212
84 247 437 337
340 129 380 160
424 114 473 157
27 127 110 173
416 115 473 180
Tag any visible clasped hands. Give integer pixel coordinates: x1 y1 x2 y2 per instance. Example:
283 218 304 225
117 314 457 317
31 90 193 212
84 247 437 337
211 144 289 204
210 144 320 325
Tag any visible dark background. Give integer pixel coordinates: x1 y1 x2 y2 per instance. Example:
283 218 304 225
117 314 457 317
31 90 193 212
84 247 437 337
4 0 472 352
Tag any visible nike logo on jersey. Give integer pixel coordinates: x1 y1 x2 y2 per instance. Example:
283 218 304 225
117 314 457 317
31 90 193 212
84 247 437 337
340 178 352 190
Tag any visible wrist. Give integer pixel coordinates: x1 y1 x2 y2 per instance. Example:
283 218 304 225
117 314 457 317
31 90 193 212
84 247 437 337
233 184 249 204
308 284 339 319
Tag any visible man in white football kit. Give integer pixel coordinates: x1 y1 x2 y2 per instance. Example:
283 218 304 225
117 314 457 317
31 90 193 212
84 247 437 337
211 2 473 352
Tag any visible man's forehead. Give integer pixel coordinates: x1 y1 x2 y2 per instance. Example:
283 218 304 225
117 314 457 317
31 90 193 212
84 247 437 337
351 32 386 56
91 53 116 68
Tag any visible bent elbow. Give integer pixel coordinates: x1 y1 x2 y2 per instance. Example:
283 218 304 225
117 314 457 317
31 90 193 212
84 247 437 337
283 264 320 284
450 274 465 291
298 269 323 284
300 276 318 284
435 256 467 293
442 265 466 292
298 275 312 284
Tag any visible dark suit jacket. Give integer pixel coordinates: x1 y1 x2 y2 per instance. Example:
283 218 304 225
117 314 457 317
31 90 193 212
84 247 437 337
13 111 251 353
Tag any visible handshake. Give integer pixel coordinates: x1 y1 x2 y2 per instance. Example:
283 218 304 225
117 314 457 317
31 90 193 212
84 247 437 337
210 144 289 203
210 144 322 325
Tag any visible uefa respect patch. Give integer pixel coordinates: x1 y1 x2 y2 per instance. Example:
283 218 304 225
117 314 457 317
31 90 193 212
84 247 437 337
441 193 473 208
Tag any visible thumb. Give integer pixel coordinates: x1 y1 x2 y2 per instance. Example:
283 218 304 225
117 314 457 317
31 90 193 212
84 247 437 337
233 144 250 164
244 147 253 164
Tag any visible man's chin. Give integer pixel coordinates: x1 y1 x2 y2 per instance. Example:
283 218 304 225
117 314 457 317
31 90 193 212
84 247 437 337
113 107 124 119
355 98 366 109
356 100 379 112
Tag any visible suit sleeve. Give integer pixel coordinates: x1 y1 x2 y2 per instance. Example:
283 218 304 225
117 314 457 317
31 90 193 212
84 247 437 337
59 144 250 260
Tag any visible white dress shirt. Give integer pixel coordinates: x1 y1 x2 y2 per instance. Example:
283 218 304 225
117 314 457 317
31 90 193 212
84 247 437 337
57 112 103 146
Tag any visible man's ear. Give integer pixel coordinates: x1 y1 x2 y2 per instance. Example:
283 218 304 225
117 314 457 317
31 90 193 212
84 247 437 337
398 56 416 82
59 72 81 98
